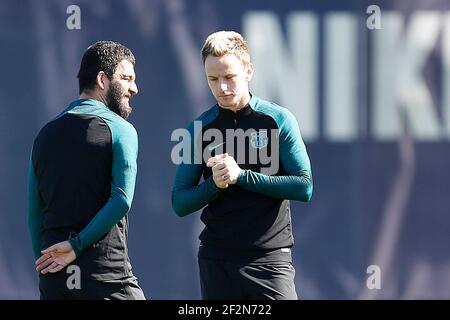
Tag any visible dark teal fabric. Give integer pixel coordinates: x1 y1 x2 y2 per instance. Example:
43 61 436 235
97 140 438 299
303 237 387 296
28 157 45 260
171 106 221 216
172 94 313 217
237 98 313 201
28 99 138 258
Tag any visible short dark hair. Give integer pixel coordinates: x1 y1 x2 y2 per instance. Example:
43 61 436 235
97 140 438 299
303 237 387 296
77 41 136 94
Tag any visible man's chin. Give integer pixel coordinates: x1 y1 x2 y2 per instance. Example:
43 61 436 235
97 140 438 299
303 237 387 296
120 105 132 119
109 103 132 119
218 102 239 111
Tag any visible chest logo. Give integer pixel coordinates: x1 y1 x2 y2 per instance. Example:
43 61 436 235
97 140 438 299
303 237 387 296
251 130 269 149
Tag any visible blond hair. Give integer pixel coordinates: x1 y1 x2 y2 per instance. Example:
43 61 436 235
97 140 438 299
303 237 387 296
201 31 250 66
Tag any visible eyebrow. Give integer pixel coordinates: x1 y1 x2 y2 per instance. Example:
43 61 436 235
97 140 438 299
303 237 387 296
208 73 237 78
119 74 135 80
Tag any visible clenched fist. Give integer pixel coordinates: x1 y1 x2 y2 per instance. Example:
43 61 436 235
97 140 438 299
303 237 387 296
207 153 241 188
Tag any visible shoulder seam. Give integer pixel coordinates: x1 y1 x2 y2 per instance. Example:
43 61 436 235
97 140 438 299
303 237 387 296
253 99 290 129
192 105 219 128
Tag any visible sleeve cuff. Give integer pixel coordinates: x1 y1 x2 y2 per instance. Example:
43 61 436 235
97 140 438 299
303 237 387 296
207 176 221 192
68 233 81 257
236 169 246 185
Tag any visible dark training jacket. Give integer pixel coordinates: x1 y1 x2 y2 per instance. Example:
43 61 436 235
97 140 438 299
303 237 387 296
28 99 138 280
172 94 313 263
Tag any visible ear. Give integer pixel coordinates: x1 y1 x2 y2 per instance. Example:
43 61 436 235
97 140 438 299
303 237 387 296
96 71 108 90
246 63 254 82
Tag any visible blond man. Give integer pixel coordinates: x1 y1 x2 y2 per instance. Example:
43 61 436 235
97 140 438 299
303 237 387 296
172 31 313 300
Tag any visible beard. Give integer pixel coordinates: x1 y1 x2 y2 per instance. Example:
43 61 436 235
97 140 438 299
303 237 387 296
106 81 132 119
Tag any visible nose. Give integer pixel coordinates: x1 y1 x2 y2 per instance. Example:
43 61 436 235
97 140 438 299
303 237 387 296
219 81 228 92
130 81 138 95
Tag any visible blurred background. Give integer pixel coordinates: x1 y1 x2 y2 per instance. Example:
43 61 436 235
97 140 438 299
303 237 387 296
1 0 449 299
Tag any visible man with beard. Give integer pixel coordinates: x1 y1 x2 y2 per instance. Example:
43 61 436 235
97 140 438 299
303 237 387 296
28 41 145 299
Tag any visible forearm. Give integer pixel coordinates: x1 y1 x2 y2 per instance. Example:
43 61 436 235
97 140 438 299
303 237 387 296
68 185 131 257
172 176 221 217
237 169 313 202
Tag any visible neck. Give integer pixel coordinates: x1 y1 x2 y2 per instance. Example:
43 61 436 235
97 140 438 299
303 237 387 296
79 91 107 106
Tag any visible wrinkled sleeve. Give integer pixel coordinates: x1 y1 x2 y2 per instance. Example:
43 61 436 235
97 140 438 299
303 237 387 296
172 162 221 217
171 120 222 217
237 109 313 202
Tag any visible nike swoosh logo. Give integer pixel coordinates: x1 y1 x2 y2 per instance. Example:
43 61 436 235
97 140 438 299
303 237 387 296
208 142 225 151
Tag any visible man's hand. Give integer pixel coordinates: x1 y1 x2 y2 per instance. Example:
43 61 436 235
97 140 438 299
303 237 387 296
207 154 229 188
35 240 76 274
207 153 241 187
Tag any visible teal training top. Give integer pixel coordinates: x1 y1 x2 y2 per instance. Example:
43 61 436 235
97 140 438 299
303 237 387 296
172 94 313 262
28 99 138 280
